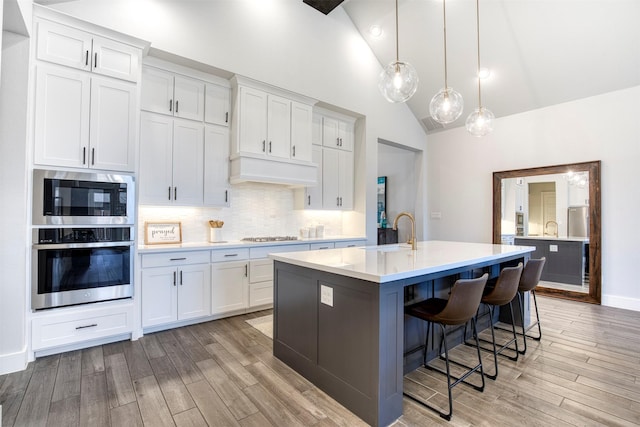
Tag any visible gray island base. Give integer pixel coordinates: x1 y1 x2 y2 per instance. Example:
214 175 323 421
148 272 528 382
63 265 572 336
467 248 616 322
271 241 534 426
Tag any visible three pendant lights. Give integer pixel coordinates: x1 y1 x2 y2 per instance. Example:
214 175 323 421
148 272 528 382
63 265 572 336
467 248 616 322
378 0 494 137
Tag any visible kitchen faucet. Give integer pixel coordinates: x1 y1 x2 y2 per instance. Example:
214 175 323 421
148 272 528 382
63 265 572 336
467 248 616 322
545 220 559 237
392 212 417 250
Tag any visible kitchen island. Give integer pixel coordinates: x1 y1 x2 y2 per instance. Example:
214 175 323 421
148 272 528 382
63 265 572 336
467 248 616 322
270 240 534 426
514 236 588 285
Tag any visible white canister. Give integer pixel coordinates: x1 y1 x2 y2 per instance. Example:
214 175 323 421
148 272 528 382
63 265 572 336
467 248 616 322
299 228 310 238
308 227 316 238
210 228 223 242
315 225 324 238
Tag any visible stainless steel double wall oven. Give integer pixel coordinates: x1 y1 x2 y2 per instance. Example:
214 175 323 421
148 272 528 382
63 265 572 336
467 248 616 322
32 169 135 310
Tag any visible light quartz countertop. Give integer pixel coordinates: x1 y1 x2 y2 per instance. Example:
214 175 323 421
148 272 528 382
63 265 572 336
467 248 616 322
269 240 535 283
137 235 366 253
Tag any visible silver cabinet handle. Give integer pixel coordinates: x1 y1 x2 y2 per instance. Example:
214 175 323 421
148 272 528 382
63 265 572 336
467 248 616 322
76 323 97 330
91 148 95 165
245 264 248 277
225 190 228 203
170 257 187 261
94 52 97 68
168 186 172 200
224 253 238 257
308 195 311 206
176 100 179 113
174 187 177 200
82 147 86 165
180 270 183 285
85 50 89 66
169 99 173 112
173 271 177 286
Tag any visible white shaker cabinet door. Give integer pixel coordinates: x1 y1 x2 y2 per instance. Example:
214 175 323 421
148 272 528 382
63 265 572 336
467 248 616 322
238 86 267 155
290 101 313 162
34 64 91 169
141 67 174 115
91 35 140 82
139 112 174 204
338 149 354 210
36 20 92 72
173 75 205 121
304 145 323 209
266 94 291 160
205 83 230 126
322 148 341 209
204 125 231 207
211 261 248 315
89 76 136 172
141 266 178 327
172 119 204 205
177 264 211 321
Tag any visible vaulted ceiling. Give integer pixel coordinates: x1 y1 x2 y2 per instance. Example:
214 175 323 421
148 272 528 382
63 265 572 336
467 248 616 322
341 0 640 133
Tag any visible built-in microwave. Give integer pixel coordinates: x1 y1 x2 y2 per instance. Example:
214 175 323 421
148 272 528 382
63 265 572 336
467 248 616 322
33 169 135 225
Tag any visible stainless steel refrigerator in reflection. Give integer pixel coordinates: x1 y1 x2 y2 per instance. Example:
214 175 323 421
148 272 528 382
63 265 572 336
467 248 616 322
567 206 589 238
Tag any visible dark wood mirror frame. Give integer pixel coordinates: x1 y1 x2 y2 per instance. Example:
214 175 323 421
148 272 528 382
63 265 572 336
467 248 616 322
493 161 601 304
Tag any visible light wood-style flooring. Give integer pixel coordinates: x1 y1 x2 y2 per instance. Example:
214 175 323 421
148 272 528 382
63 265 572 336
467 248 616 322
2 295 640 426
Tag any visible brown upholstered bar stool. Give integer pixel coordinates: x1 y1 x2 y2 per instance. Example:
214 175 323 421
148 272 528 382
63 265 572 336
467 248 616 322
515 257 546 354
404 273 488 421
472 263 523 380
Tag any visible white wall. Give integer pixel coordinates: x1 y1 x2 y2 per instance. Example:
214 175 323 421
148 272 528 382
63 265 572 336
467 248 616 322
427 86 640 311
377 142 420 243
48 0 428 245
0 31 31 375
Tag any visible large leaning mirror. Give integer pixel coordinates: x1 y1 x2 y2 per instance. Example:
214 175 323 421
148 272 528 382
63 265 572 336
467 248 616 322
493 161 601 304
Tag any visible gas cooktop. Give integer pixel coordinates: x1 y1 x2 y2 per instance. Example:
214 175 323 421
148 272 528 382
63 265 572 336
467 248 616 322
241 236 298 242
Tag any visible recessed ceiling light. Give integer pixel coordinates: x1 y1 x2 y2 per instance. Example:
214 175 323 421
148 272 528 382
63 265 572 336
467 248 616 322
369 24 383 38
478 67 491 79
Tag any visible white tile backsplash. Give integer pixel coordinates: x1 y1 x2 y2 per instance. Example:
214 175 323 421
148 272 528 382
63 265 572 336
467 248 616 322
138 182 344 243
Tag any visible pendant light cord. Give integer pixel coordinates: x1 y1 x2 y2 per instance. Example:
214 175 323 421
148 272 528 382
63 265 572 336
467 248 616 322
443 0 448 89
475 0 482 108
395 0 400 64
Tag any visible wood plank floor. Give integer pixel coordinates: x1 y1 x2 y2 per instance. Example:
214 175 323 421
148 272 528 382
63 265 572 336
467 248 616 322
2 295 640 426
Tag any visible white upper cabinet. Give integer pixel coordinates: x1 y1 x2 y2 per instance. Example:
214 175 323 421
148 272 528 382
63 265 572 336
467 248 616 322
139 112 204 206
322 116 354 151
33 63 136 172
237 86 268 155
322 148 353 210
205 83 231 126
36 19 140 82
141 66 205 121
266 94 292 160
32 12 144 172
204 125 231 207
290 102 313 162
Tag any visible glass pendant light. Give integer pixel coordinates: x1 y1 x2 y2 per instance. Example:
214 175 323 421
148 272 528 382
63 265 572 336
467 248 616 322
429 0 463 124
466 0 494 137
378 0 418 103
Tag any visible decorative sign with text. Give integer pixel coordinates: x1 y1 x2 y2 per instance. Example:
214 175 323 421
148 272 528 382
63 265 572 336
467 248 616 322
144 222 183 245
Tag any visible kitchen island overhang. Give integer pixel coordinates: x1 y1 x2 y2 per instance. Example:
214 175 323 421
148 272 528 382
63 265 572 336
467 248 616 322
270 241 535 427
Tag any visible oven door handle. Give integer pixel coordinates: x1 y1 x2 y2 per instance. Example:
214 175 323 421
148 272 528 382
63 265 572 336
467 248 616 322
33 241 135 250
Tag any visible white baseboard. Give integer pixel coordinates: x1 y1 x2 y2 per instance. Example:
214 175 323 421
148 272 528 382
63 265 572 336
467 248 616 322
602 294 640 312
0 347 28 376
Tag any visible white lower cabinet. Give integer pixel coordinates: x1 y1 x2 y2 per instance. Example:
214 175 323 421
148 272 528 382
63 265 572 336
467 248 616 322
211 260 248 315
141 251 211 328
32 301 134 351
249 259 274 307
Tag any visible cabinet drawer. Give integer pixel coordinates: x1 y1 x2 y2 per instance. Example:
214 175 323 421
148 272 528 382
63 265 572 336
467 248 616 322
334 240 366 249
249 259 273 283
32 303 133 350
310 242 335 250
141 251 210 268
249 244 309 259
249 281 273 307
211 247 249 262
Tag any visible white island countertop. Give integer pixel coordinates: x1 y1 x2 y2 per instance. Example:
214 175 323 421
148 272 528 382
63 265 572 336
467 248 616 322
269 240 535 283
